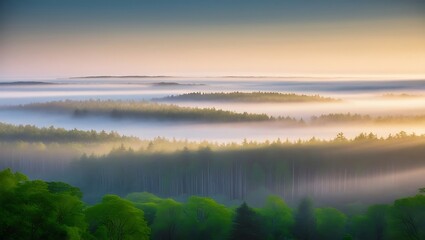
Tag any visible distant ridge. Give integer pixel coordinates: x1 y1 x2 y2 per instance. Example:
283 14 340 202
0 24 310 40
151 82 205 86
70 75 174 79
0 81 54 86
69 75 425 81
71 75 326 79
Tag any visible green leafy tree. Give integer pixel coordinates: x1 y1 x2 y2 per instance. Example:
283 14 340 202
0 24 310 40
85 194 150 240
293 197 317 240
126 192 163 204
180 196 232 240
151 199 184 240
229 202 264 240
389 192 425 240
126 192 164 226
0 169 88 240
315 207 347 240
259 195 293 240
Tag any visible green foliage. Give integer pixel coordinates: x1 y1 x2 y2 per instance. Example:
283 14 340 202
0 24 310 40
180 196 233 240
85 195 150 240
48 181 83 198
0 168 27 192
350 204 390 240
229 202 264 240
315 207 347 240
133 202 158 226
1 170 425 240
389 194 425 240
126 192 163 204
0 169 87 240
151 199 184 240
125 192 164 226
259 195 294 240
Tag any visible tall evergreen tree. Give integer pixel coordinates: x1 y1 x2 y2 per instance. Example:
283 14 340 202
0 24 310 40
229 202 264 240
294 197 317 240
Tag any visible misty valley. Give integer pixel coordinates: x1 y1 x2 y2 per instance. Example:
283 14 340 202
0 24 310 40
1 78 425 240
2 0 425 238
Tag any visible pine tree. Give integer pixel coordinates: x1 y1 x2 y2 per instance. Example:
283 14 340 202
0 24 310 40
229 202 263 240
294 197 317 240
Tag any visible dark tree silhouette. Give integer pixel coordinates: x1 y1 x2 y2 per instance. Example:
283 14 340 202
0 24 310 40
229 202 264 240
294 197 317 240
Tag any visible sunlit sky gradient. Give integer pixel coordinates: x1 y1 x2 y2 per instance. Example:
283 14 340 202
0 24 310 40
0 0 424 79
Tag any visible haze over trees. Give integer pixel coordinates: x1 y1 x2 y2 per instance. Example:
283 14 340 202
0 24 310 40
1 123 425 205
0 122 134 143
154 91 339 103
69 131 425 204
311 113 425 125
9 99 425 126
15 100 273 122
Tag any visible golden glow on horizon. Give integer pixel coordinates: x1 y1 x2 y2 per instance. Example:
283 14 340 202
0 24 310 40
0 18 424 79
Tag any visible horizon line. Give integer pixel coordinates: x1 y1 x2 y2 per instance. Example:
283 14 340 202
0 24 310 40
1 74 425 81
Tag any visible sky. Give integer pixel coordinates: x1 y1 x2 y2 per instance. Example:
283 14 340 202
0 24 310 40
0 0 424 79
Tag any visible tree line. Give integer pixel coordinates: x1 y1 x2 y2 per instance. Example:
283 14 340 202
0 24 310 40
16 100 272 122
0 122 136 143
1 169 424 240
153 91 338 103
12 100 425 125
310 113 425 125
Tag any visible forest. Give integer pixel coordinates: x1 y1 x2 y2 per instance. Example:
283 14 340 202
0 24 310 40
153 92 338 103
1 123 425 206
1 169 424 240
68 132 425 205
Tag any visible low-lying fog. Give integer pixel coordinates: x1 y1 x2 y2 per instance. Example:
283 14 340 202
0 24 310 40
2 78 425 205
1 110 425 142
1 78 425 142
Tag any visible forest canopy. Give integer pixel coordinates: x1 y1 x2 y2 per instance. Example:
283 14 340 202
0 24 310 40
1 169 424 240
